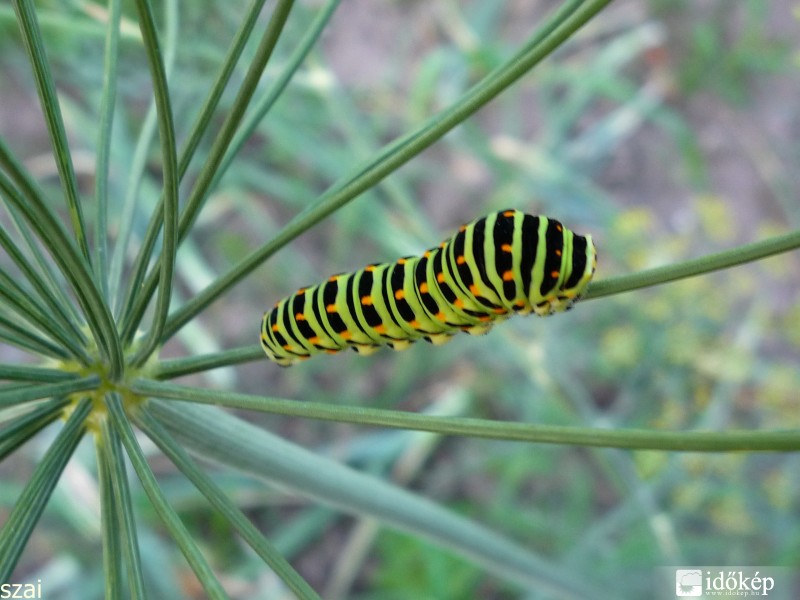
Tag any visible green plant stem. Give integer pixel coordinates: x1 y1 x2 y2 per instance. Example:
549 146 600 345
11 0 92 265
133 380 800 452
0 267 92 363
0 137 85 326
132 406 322 600
210 0 342 190
0 364 79 382
120 0 297 346
93 0 123 297
585 228 800 300
98 408 147 598
127 0 180 368
94 434 125 600
0 313 71 360
161 0 613 340
115 0 268 321
0 154 123 379
0 214 88 347
106 395 228 599
0 376 98 409
0 397 91 582
152 345 263 379
0 397 69 460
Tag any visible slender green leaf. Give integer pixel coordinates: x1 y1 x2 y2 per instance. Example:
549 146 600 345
0 376 98 409
585 228 800 300
0 179 84 327
0 397 90 582
11 0 92 264
0 214 88 347
211 0 342 189
133 406 322 599
0 155 123 378
152 345 262 379
94 435 124 600
0 396 68 460
162 0 613 339
149 401 596 598
0 364 79 382
106 395 229 599
120 0 297 345
0 312 71 360
98 407 147 599
93 0 124 297
116 0 269 319
127 0 180 367
134 380 800 452
0 267 91 363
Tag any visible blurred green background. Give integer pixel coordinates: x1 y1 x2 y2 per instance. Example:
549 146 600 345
1 0 798 598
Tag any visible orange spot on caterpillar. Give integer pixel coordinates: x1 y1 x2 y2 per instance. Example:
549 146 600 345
361 296 373 305
374 324 387 334
419 282 429 294
502 271 514 281
436 312 447 321
437 272 445 283
395 289 405 300
551 270 560 278
271 324 280 332
454 298 464 309
503 210 515 217
459 225 467 232
339 331 352 340
439 241 447 248
423 250 432 258
398 257 407 265
295 313 306 321
556 224 563 232
326 304 337 313
410 319 420 328
296 288 306 296
469 284 480 295
555 249 562 256
457 255 466 265
501 243 513 253
365 265 376 272
309 336 320 345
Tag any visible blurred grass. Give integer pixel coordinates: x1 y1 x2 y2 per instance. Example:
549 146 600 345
1 0 799 598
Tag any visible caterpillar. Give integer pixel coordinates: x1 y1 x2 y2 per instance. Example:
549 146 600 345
260 209 597 366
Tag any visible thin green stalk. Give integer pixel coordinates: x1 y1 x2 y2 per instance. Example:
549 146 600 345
115 0 269 318
0 397 91 582
108 0 177 314
152 345 262 379
0 138 85 325
0 364 79 382
119 0 297 345
11 0 92 265
98 409 147 599
0 268 92 363
106 395 228 599
211 0 342 189
0 312 71 360
0 376 98 409
127 0 180 367
132 406 322 600
94 435 124 600
0 156 123 379
0 397 69 460
0 215 88 346
93 0 123 297
584 228 800 300
162 0 612 340
133 379 800 452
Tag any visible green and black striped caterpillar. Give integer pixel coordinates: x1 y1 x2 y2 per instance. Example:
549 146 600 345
260 209 597 366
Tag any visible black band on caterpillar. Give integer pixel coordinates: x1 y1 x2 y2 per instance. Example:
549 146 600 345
260 209 597 366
